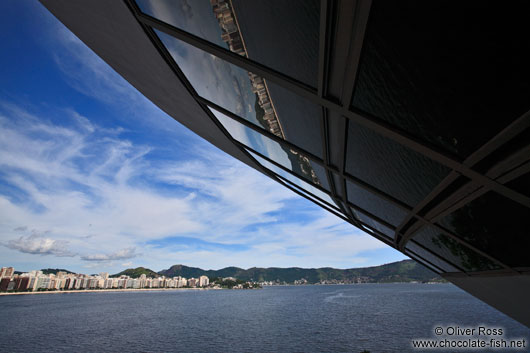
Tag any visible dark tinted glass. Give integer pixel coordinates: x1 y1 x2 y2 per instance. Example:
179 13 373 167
405 241 461 273
411 226 501 272
437 192 530 268
355 212 395 239
137 0 320 87
156 30 323 158
346 180 408 226
345 121 450 206
212 109 329 191
352 1 530 158
246 150 335 207
278 175 342 213
506 172 530 199
404 251 442 274
404 249 443 274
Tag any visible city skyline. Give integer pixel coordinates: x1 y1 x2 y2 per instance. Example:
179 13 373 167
0 1 406 275
0 266 213 292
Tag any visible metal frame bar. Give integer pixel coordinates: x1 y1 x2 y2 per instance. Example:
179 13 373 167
405 239 466 273
395 112 530 256
317 0 330 98
271 172 343 214
198 96 324 163
404 249 445 274
339 0 372 106
272 169 342 213
400 130 530 267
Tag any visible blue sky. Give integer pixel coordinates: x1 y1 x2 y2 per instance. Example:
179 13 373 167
0 1 407 274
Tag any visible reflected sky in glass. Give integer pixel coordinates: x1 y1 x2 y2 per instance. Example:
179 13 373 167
137 0 320 87
246 150 336 208
212 108 329 193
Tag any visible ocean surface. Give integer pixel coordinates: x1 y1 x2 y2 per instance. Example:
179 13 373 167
1 284 529 353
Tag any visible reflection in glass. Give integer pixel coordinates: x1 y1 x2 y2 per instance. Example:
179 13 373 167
352 1 530 158
136 0 320 87
411 226 501 272
405 241 460 273
155 30 323 158
404 249 442 274
438 191 530 268
212 108 328 191
246 150 336 208
355 211 394 239
345 121 450 207
346 180 408 226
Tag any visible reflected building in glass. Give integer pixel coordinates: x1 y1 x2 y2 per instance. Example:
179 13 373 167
41 0 530 327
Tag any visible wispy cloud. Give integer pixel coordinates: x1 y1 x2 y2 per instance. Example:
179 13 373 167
81 247 138 262
0 100 393 272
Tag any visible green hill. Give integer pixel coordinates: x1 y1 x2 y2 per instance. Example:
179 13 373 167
41 268 76 275
156 260 442 283
113 267 159 278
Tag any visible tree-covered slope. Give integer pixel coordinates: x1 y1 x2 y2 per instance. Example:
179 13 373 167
156 260 442 283
112 267 159 278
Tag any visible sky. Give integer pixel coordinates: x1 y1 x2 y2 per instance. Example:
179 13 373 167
0 1 407 274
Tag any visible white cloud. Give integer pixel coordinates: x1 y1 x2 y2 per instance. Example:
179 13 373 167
5 233 75 257
0 101 395 273
81 247 138 262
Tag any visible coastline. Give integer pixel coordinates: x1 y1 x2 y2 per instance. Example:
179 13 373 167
0 287 220 296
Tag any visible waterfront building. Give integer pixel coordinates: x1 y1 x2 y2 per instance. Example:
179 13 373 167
28 277 37 291
187 278 198 288
0 267 14 278
99 272 109 280
199 276 209 287
0 278 10 291
176 276 187 288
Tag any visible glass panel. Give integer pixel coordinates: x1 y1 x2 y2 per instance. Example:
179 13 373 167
156 30 323 158
137 0 320 87
352 1 530 159
346 180 408 226
405 241 460 273
506 171 530 199
246 150 335 208
411 226 501 272
437 191 530 268
345 121 450 207
278 175 342 214
355 212 394 239
404 250 442 274
212 108 328 191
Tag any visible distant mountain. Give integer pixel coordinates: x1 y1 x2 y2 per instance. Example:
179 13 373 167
41 268 75 275
113 267 159 278
157 260 443 284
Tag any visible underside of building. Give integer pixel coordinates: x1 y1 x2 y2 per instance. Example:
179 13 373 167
40 0 530 327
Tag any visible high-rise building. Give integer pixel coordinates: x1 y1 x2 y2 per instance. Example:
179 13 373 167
199 275 209 287
40 1 530 327
187 278 198 288
0 278 10 291
99 272 109 280
0 267 15 278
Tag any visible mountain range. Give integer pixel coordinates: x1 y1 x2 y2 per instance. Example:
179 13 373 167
113 260 443 283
